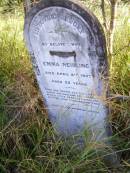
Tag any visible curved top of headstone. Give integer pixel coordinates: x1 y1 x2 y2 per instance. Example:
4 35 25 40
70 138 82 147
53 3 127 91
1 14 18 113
24 0 108 72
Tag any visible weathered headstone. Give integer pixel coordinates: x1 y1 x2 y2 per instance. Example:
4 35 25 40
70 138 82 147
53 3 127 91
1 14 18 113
24 0 109 140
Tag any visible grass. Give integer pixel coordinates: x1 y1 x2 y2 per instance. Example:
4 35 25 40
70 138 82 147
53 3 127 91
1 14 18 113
0 2 130 173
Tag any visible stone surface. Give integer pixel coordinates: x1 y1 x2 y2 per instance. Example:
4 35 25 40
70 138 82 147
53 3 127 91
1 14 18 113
24 0 109 139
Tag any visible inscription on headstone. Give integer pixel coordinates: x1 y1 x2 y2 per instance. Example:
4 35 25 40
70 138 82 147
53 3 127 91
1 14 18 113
24 0 109 139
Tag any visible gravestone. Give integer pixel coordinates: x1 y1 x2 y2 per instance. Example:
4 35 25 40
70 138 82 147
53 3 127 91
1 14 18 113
24 0 109 140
